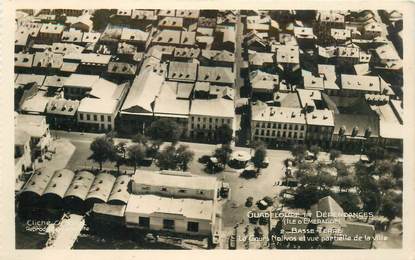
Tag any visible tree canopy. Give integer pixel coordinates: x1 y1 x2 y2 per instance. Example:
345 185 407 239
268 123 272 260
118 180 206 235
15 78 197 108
214 124 233 144
127 144 146 172
89 136 116 170
156 144 194 171
146 118 183 143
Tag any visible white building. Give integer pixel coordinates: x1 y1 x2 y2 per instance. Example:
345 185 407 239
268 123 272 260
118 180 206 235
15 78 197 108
188 97 235 141
251 104 307 144
125 194 215 236
77 79 129 132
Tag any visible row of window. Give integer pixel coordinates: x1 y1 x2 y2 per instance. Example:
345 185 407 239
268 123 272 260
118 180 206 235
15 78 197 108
191 124 221 130
191 116 231 125
255 129 304 139
79 113 111 122
138 217 200 232
255 122 305 131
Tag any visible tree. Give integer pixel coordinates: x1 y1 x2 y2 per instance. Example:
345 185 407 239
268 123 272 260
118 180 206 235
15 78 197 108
175 145 194 171
334 192 361 213
334 161 350 180
337 176 356 192
329 149 341 162
214 124 233 144
147 139 163 158
155 145 194 171
89 136 116 170
146 118 183 143
213 144 233 165
115 141 127 159
91 9 116 31
309 145 321 161
366 145 388 162
360 190 381 222
293 186 331 211
127 144 146 172
132 133 149 146
379 192 402 221
252 146 267 172
156 145 177 170
291 144 307 162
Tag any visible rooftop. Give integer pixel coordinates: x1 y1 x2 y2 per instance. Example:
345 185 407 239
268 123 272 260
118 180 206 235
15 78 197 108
126 194 214 221
198 66 234 85
190 97 234 118
132 170 218 191
341 74 381 93
167 61 198 82
252 104 306 125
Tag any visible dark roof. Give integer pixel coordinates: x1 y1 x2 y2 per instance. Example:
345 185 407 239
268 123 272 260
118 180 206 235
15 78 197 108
334 113 379 137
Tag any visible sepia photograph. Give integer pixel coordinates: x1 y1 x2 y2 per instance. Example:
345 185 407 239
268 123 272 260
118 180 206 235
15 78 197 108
9 6 407 252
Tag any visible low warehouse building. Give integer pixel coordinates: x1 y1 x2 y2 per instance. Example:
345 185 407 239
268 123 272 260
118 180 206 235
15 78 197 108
108 175 131 205
19 170 54 208
85 172 116 209
42 169 75 209
125 194 215 237
63 170 95 213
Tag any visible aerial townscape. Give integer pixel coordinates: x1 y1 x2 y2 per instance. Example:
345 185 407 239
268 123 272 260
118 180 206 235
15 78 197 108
14 9 403 250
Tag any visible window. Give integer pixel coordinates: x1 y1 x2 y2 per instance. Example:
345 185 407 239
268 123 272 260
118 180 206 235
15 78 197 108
93 115 97 121
261 129 265 135
209 118 212 123
255 129 259 135
107 115 111 121
203 118 206 122
288 124 292 130
294 132 298 138
138 217 150 228
266 130 270 136
278 124 282 129
101 115 104 121
273 123 277 129
256 122 260 128
187 221 199 232
272 130 276 137
79 113 84 120
299 133 304 138
300 125 305 130
86 114 90 120
163 219 175 230
262 122 266 128
161 187 167 192
108 125 112 131
294 125 298 130
283 124 287 129
267 123 271 128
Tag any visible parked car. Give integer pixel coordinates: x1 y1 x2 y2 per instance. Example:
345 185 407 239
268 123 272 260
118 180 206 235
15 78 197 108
220 183 230 198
